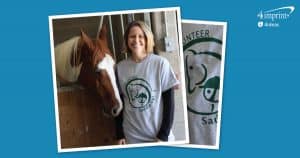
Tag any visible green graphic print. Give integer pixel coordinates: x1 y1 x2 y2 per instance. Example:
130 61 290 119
126 78 154 111
184 37 222 116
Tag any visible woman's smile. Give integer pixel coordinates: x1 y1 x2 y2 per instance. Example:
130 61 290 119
128 26 147 62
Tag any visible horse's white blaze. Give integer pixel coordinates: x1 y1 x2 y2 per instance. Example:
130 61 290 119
55 36 82 83
97 54 123 116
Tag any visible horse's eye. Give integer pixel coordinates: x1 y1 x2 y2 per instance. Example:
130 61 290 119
96 69 105 76
95 71 101 77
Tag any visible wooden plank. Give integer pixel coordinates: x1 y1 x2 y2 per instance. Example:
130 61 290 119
57 89 116 148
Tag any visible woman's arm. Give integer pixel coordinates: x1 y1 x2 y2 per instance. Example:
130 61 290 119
115 108 125 140
114 67 126 144
157 88 175 141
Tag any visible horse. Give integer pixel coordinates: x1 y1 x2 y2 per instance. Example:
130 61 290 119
54 26 122 117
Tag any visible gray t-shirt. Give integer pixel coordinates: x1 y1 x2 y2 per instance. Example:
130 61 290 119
182 23 224 145
117 54 179 144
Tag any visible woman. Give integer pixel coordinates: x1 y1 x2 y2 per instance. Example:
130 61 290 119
115 21 179 144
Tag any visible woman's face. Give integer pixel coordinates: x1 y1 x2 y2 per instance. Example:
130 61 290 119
127 26 146 56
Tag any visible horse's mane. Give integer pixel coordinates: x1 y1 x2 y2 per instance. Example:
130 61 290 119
55 33 115 84
55 36 82 83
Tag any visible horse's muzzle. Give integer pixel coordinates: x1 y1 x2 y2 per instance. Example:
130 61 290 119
111 104 122 117
102 103 122 117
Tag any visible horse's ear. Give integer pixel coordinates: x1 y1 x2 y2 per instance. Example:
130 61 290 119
80 29 94 50
99 25 107 40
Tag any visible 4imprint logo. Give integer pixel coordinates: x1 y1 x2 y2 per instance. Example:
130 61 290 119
257 6 295 28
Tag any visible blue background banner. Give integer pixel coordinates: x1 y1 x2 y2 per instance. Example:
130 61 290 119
0 0 299 157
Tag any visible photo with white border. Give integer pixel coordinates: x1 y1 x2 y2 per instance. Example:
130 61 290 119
49 7 189 152
178 19 227 149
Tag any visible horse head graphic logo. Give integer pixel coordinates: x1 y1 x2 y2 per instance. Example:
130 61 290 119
184 37 222 115
126 78 153 111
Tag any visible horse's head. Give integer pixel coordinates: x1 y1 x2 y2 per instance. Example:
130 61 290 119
73 26 122 117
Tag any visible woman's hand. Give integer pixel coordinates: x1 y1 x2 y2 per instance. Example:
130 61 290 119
156 138 163 142
116 138 126 145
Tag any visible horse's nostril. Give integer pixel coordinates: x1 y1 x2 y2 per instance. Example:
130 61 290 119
112 106 121 116
112 108 117 115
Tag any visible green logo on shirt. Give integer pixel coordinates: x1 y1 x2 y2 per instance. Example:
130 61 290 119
126 78 154 111
184 36 222 121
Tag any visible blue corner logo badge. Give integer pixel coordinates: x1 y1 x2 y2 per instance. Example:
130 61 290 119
257 6 295 28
